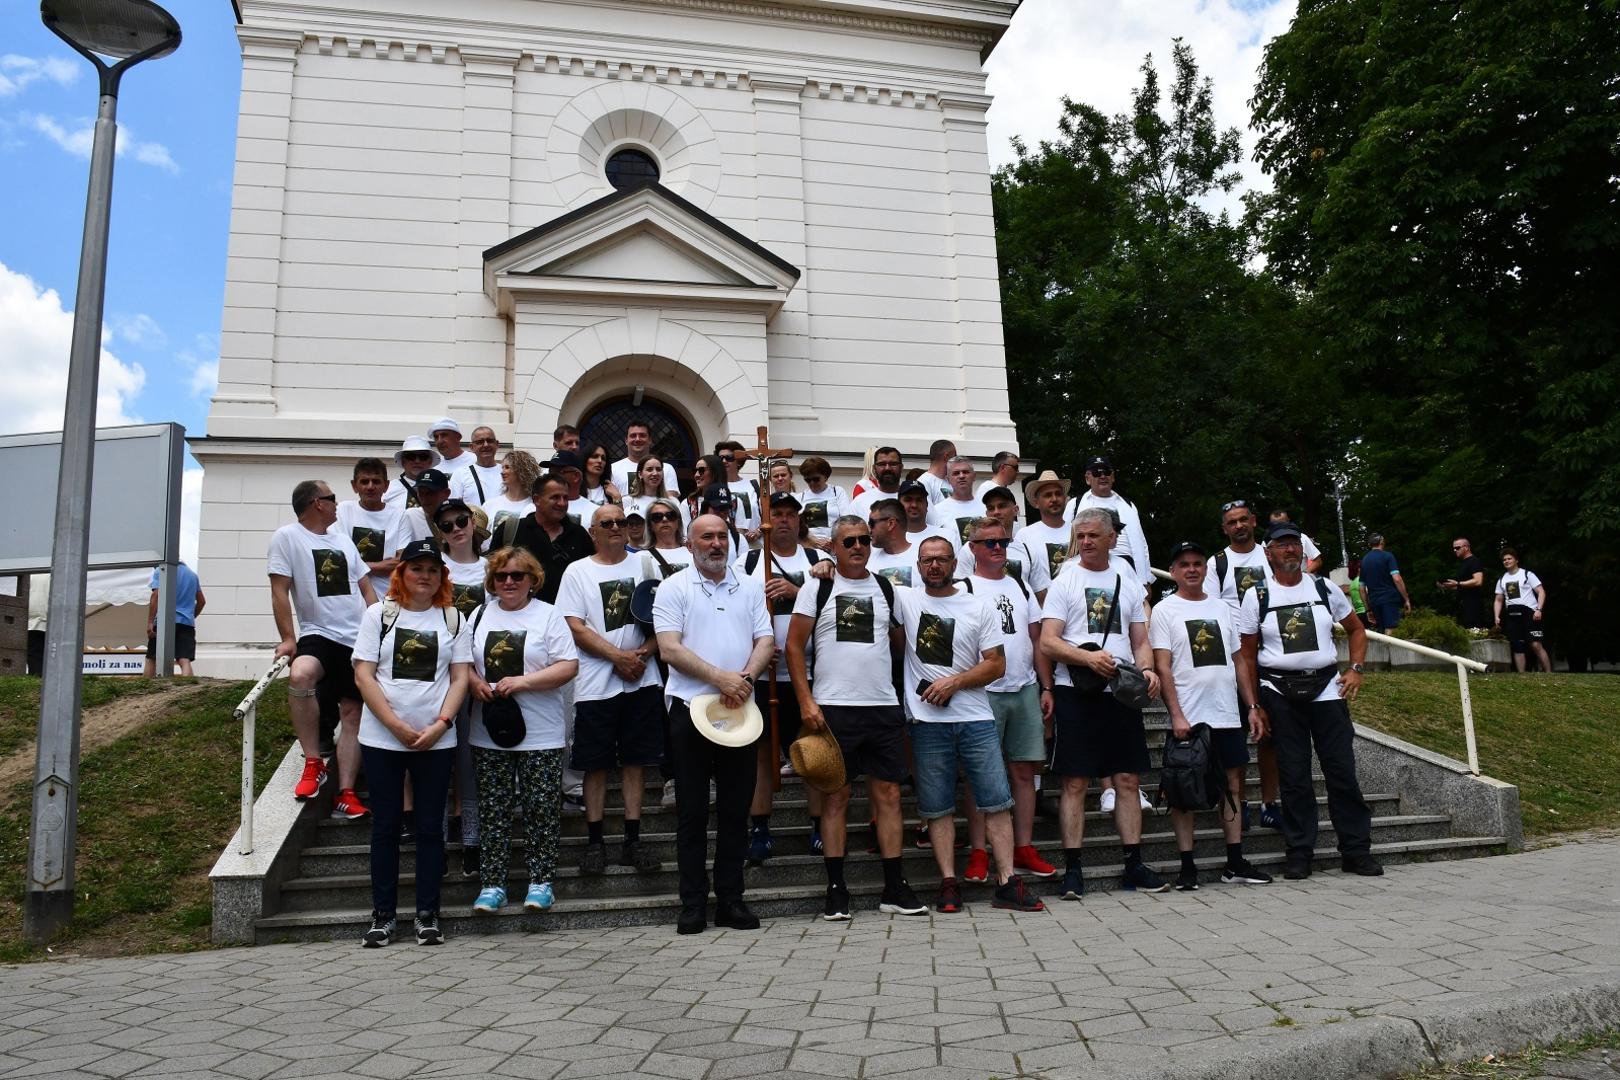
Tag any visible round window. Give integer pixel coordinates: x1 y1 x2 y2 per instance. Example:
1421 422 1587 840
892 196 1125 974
604 147 660 190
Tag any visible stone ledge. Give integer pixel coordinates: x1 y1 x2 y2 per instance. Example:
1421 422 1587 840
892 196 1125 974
1354 724 1523 850
208 742 319 945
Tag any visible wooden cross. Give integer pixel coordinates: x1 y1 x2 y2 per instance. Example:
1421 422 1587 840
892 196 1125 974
754 425 793 791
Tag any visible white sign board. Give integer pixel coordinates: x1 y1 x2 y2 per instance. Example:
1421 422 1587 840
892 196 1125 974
81 654 147 676
0 424 183 574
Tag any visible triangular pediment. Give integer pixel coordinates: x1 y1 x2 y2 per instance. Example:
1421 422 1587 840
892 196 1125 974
484 183 799 314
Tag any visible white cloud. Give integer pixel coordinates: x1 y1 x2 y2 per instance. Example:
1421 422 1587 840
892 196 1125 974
0 260 146 435
109 312 167 349
0 54 78 97
28 113 180 174
178 332 219 399
985 0 1298 209
179 467 203 564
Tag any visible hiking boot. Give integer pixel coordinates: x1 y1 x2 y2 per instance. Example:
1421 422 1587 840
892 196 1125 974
746 825 773 866
1222 859 1273 885
1059 866 1085 901
1259 801 1282 830
294 757 327 801
414 911 444 945
525 882 554 911
1122 861 1170 893
822 882 852 922
878 880 928 916
461 845 480 879
472 887 505 914
580 842 607 875
1013 845 1057 879
1099 789 1116 813
992 875 1046 912
935 877 963 913
1341 853 1384 877
330 789 369 820
962 848 990 884
621 839 660 872
1175 865 1200 891
1283 856 1312 880
361 911 395 948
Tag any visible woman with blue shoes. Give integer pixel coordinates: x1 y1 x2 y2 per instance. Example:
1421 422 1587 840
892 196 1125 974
467 547 579 918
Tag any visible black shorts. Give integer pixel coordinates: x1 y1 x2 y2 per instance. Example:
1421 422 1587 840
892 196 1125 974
820 704 908 783
1503 607 1545 651
1049 686 1151 779
296 634 360 705
571 685 666 771
1208 727 1250 770
146 624 196 661
756 681 805 751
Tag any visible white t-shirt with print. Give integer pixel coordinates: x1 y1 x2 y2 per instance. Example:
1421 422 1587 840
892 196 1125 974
725 478 763 536
957 536 1052 596
928 495 987 548
1237 575 1353 702
642 546 692 581
1496 568 1542 611
1068 490 1152 587
1149 592 1241 729
1057 553 1142 584
401 506 434 545
735 545 821 681
437 450 475 477
868 544 921 590
453 462 504 507
846 486 900 523
334 500 409 600
555 555 662 702
962 573 1041 692
468 598 577 751
798 485 846 543
566 496 598 529
893 587 1000 723
482 493 533 539
446 555 488 620
1212 544 1271 616
266 522 368 646
918 471 951 505
1042 562 1146 689
652 566 772 704
1015 520 1073 586
790 571 898 707
383 475 425 510
611 457 679 502
353 602 471 750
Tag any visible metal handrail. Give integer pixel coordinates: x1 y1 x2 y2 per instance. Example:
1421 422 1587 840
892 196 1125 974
232 657 289 855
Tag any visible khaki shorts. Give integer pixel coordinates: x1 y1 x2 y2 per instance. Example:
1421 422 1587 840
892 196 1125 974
989 683 1046 763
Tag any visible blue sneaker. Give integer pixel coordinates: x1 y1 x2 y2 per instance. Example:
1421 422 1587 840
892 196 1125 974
746 825 773 866
1259 802 1282 830
524 882 554 911
809 824 823 854
1059 866 1084 901
472 886 505 914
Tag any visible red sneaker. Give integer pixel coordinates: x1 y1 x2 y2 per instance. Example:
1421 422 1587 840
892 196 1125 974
331 789 370 820
963 848 990 883
1014 845 1057 878
294 757 327 800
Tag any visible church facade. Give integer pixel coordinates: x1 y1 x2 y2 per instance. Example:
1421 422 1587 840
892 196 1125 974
194 0 1022 671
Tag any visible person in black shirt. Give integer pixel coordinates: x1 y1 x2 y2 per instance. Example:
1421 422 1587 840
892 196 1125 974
1440 537 1489 629
512 474 596 605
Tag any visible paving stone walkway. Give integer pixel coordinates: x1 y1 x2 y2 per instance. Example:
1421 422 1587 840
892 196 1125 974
1 840 1617 1080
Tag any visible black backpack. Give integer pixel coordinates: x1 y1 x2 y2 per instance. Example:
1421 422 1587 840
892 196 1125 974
1157 723 1235 814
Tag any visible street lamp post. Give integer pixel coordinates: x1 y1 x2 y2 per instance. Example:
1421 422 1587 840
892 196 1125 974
26 0 181 945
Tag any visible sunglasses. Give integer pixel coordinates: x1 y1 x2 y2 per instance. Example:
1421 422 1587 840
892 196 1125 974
1089 468 1113 477
314 493 337 504
719 454 735 463
693 465 710 474
402 452 433 462
648 511 679 523
491 570 530 583
971 536 1011 550
594 519 626 531
1221 499 1249 512
437 514 471 531
841 534 873 549
867 517 888 529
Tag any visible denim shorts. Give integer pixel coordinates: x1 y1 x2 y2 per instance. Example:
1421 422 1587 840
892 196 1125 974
911 719 1014 819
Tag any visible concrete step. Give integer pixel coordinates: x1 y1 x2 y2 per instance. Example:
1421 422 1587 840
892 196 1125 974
253 834 1510 943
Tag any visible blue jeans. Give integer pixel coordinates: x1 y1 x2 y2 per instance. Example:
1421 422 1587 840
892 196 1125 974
911 720 1013 819
361 744 455 917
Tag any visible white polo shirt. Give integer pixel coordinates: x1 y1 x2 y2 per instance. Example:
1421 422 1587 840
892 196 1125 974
652 565 772 704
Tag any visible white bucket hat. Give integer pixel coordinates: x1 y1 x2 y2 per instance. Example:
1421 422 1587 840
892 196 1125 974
394 435 442 468
688 693 763 747
429 416 462 437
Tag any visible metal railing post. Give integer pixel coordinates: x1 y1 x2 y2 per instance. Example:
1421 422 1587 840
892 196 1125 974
1456 661 1480 776
232 657 288 857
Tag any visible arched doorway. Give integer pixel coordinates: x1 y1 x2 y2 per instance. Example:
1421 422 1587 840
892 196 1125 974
577 394 700 492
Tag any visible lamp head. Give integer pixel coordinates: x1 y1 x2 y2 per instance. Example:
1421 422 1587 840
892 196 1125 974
42 0 180 77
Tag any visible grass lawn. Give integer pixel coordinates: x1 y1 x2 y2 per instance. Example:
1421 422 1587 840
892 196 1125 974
0 676 173 761
1352 671 1620 837
0 677 292 961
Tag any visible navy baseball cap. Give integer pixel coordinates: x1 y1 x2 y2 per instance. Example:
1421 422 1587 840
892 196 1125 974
416 468 451 492
897 479 929 498
1266 522 1304 543
769 491 802 511
1086 456 1113 473
1167 540 1207 562
399 539 444 564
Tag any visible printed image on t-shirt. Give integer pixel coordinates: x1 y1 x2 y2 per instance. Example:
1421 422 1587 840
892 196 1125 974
1084 587 1122 635
915 613 956 665
600 578 635 632
483 630 525 682
566 512 582 527
993 593 1017 635
1234 566 1265 600
452 584 485 618
1505 581 1521 601
1006 559 1026 584
803 501 829 530
392 628 438 681
1275 604 1319 655
490 510 517 532
876 566 913 588
954 518 977 544
313 549 351 597
1046 543 1067 579
1186 620 1227 667
835 595 875 643
735 491 753 520
772 570 805 617
350 527 386 563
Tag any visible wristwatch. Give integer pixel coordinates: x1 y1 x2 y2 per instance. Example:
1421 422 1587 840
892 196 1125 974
1040 685 1053 693
1349 663 1365 674
742 673 755 686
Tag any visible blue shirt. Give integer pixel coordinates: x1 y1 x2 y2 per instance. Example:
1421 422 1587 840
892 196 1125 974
1359 549 1401 602
149 562 201 626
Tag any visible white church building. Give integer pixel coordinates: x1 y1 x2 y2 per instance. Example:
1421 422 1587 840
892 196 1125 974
194 0 1023 672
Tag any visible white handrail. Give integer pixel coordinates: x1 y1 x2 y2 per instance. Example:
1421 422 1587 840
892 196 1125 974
233 657 289 855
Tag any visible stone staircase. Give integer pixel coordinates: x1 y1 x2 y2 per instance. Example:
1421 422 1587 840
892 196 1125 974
244 709 1514 944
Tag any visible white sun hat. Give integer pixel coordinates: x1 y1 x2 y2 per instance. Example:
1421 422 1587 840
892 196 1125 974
394 434 442 468
688 693 763 747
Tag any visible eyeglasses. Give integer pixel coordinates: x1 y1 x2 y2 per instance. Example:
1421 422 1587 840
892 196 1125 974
840 534 873 549
437 514 471 531
1221 499 1249 513
594 519 626 531
401 452 433 462
971 537 1011 550
918 555 953 566
314 493 337 504
491 570 530 583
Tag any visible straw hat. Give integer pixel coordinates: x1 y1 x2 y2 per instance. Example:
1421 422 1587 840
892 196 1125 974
688 694 764 747
789 728 846 793
1023 468 1070 503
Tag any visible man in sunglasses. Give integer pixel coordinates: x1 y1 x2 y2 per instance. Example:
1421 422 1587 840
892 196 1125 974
847 446 905 521
557 504 664 876
957 486 1051 601
786 516 927 920
452 426 504 507
866 498 921 588
268 480 378 819
1068 456 1152 595
402 469 454 547
1268 509 1324 574
1212 499 1283 830
384 435 441 509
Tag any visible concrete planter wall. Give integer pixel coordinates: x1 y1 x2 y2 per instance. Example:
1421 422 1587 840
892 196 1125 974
1469 638 1513 670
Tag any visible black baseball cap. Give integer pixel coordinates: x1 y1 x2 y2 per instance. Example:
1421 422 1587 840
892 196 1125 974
399 539 444 564
545 450 582 473
980 485 1016 505
769 491 802 511
416 468 451 492
700 483 734 511
897 479 929 498
1266 522 1304 542
1167 540 1207 562
435 497 473 523
1085 456 1113 473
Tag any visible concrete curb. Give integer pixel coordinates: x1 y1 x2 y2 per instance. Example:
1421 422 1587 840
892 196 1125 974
1101 974 1620 1080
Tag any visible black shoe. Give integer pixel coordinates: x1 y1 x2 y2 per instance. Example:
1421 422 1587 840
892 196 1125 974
714 899 760 930
878 880 928 916
1175 866 1200 891
620 839 660 872
677 904 706 935
1058 866 1084 901
461 845 480 879
1341 853 1384 876
1221 859 1273 885
822 882 852 922
414 911 443 946
1122 861 1170 893
992 875 1046 913
1283 856 1312 880
935 877 963 914
361 911 395 948
580 842 607 875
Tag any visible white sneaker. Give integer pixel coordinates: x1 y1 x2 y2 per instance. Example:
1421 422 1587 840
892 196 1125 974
1100 789 1116 813
1138 790 1153 811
